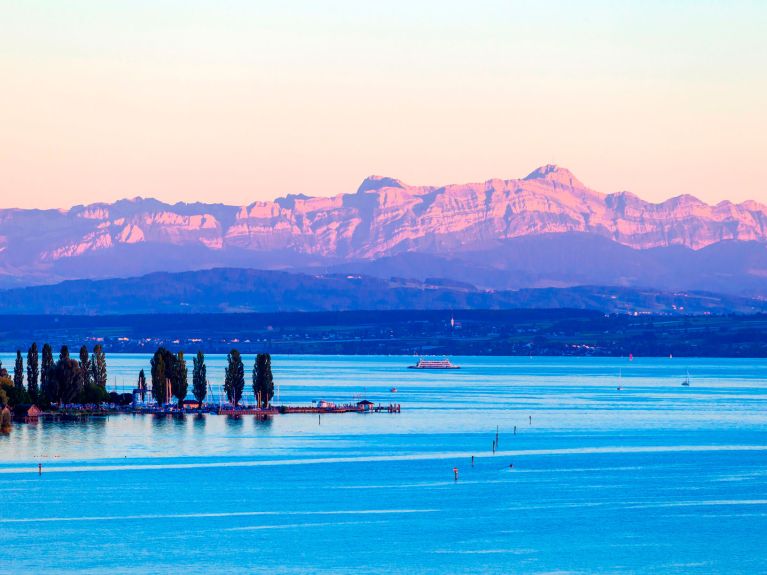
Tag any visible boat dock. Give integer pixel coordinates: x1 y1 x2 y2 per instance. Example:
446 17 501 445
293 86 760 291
31 402 401 420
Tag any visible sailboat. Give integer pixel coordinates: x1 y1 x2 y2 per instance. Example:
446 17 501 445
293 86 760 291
682 370 691 387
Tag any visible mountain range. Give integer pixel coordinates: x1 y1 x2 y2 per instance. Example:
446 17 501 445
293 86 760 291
2 165 767 308
0 268 765 315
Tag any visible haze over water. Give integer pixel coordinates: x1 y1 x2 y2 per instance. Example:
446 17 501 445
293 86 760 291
2 355 767 573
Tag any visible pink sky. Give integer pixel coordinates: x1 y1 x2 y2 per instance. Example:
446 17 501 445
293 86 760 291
1 1 765 209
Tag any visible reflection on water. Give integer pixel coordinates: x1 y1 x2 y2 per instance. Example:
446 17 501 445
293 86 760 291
2 355 767 574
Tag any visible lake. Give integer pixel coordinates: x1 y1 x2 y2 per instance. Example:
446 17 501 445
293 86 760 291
2 354 767 573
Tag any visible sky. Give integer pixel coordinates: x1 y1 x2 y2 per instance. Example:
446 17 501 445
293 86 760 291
1 0 765 209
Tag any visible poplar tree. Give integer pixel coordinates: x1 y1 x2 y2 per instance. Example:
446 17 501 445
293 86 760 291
150 347 177 405
151 348 168 405
224 349 244 406
79 345 92 388
26 343 39 400
173 351 188 408
41 343 53 398
91 344 107 389
252 353 274 408
192 351 207 406
13 350 24 390
137 369 147 402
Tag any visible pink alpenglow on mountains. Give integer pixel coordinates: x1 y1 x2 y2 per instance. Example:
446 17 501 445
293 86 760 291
1 165 767 286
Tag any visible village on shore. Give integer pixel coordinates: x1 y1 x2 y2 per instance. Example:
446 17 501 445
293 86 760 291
0 344 400 430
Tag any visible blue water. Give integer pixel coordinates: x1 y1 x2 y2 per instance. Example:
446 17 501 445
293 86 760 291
2 355 767 574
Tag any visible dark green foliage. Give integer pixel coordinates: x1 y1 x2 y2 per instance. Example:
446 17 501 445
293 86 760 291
224 349 244 406
13 350 24 390
108 392 134 406
151 347 172 405
252 353 274 408
192 351 207 405
137 369 147 402
78 381 110 404
173 351 188 407
91 344 107 388
0 359 8 379
26 343 39 401
1 377 30 407
150 347 183 405
41 343 53 399
59 345 70 360
46 356 83 404
79 346 92 386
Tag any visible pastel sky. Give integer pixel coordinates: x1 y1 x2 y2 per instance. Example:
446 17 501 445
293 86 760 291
1 0 765 209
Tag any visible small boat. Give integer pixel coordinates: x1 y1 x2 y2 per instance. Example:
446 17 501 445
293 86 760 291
390 387 398 393
408 358 460 369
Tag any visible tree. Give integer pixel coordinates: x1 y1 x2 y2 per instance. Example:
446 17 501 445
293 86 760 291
13 350 24 390
253 353 274 408
150 347 177 405
47 356 83 405
79 346 92 388
173 351 188 408
137 369 147 402
0 359 8 379
26 343 39 401
59 345 70 361
41 343 53 399
224 349 244 406
91 344 107 389
192 351 207 406
1 376 29 407
151 349 167 405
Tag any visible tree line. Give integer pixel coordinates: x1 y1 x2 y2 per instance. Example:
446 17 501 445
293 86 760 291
0 344 274 410
148 348 274 407
0 343 108 408
148 348 273 408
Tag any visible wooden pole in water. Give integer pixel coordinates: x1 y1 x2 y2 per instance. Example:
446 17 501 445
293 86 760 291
496 426 499 448
453 467 458 481
38 463 42 475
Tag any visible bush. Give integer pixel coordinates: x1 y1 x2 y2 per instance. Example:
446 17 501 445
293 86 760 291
107 391 134 406
78 383 110 405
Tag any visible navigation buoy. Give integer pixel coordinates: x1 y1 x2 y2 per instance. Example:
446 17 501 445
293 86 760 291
453 467 459 481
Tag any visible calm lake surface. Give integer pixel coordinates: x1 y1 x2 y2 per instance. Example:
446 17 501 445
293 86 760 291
2 354 767 574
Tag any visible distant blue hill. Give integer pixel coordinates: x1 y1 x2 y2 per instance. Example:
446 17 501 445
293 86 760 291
0 267 764 315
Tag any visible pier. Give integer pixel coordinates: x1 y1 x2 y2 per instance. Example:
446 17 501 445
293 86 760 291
25 401 402 421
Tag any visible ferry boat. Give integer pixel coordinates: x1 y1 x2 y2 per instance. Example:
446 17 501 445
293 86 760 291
408 358 460 370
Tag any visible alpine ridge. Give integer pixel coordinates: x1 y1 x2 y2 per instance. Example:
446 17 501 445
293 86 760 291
2 165 767 289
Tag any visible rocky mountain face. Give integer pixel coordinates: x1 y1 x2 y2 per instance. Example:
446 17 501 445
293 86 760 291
1 165 767 291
